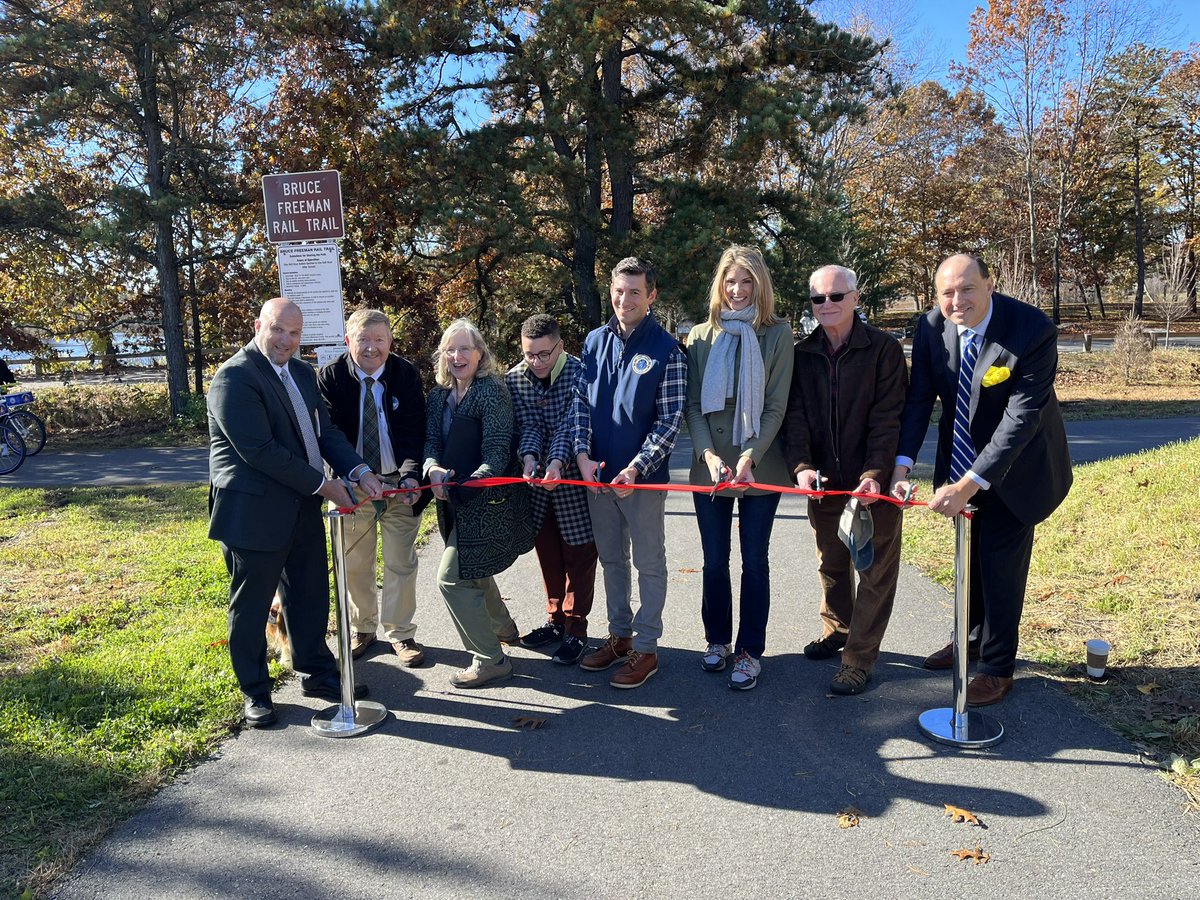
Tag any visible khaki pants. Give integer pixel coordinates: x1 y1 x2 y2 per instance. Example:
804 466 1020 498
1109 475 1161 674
343 485 421 643
437 526 517 664
588 489 669 654
807 496 903 673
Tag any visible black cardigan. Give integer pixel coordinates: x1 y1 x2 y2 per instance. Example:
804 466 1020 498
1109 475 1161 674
318 351 430 514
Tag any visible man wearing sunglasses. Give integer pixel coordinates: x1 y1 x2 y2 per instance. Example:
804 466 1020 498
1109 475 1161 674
890 253 1072 707
783 265 908 696
505 314 598 666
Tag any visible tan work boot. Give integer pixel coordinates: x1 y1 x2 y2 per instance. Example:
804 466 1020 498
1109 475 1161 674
610 651 658 689
579 634 632 671
350 632 376 659
391 639 426 667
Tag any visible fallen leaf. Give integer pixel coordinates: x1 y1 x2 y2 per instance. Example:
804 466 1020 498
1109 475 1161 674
208 639 228 647
944 804 981 826
906 864 931 877
1137 479 1150 488
1106 574 1128 586
951 847 990 864
511 716 547 730
1137 682 1161 695
678 567 699 573
837 805 863 828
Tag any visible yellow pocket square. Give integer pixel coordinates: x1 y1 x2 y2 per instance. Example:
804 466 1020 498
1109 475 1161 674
982 365 1011 387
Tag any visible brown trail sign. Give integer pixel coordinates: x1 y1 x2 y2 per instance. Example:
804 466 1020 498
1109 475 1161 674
262 170 345 243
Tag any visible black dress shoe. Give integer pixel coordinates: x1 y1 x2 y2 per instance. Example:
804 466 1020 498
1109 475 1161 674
244 695 277 728
803 633 847 660
300 677 369 703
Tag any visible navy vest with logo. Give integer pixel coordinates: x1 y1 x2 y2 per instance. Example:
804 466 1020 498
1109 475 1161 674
583 314 678 484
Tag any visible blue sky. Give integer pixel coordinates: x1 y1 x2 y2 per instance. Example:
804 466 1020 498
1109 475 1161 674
820 0 1199 83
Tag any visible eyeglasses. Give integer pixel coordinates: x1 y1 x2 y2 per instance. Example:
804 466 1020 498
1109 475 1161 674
443 346 478 357
810 292 851 305
522 339 562 364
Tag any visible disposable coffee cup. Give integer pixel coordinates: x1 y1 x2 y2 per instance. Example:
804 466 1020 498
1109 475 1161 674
1086 639 1111 680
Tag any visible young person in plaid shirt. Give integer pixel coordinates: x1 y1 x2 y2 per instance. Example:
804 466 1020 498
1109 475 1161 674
505 314 598 665
543 257 687 688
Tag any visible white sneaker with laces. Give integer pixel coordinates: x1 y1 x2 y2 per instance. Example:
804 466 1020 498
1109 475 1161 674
450 655 513 688
700 642 732 672
729 651 762 691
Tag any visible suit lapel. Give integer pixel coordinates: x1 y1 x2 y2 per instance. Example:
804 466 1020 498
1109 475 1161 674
940 318 958 398
971 294 1009 420
247 342 308 445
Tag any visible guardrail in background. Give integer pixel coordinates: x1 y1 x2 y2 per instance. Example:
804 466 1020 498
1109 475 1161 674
3 347 241 377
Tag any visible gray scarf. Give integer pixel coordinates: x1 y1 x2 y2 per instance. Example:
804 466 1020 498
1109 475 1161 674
700 306 765 447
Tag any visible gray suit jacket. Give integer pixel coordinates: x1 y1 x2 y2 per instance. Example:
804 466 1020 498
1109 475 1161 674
897 292 1072 525
208 341 364 551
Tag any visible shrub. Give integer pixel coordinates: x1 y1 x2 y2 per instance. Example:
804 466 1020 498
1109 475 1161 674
33 385 174 431
1108 312 1151 385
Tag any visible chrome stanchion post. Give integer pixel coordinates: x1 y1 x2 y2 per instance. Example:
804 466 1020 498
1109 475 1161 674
918 505 1003 749
311 504 388 737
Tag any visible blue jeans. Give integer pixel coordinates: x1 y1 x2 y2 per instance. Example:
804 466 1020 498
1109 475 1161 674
692 491 781 658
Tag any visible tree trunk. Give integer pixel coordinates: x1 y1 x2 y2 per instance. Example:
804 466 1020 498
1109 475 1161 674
1075 277 1092 319
134 20 189 415
186 212 204 394
1024 146 1041 308
1132 134 1146 319
601 42 633 242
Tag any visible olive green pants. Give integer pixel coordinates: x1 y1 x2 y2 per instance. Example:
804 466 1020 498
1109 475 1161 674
437 526 517 664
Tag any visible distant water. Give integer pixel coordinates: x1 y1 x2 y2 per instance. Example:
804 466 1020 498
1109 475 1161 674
1 334 164 370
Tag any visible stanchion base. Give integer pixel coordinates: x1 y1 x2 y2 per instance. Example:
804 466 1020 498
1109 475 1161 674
918 707 1004 749
311 700 389 738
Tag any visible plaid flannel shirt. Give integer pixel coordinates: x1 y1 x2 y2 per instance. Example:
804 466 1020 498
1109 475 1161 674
506 354 593 546
554 317 687 480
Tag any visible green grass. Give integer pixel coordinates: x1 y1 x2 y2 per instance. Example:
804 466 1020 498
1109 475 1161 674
901 438 1200 804
0 486 238 898
0 486 437 897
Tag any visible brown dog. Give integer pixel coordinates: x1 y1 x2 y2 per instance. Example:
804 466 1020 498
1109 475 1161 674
265 589 292 669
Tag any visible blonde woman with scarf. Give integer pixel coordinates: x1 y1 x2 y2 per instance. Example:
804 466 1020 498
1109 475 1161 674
685 246 794 690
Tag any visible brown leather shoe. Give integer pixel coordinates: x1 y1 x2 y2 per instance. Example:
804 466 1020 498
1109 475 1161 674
923 640 981 670
966 673 1013 707
579 634 632 671
350 632 376 659
610 651 658 689
391 639 426 667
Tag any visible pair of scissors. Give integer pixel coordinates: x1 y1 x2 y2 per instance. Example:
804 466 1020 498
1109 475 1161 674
710 462 732 500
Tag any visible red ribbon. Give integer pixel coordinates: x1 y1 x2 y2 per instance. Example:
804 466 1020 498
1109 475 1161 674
332 476 942 517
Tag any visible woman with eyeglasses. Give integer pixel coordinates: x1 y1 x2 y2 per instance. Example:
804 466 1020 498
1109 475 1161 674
424 319 536 688
685 246 795 690
781 265 907 697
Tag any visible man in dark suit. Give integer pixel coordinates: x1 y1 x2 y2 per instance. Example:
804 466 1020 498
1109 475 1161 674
208 297 384 727
890 254 1072 707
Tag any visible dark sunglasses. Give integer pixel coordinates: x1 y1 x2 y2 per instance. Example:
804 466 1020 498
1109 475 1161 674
809 292 850 304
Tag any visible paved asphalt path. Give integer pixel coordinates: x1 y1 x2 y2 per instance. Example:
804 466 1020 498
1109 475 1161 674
41 422 1199 899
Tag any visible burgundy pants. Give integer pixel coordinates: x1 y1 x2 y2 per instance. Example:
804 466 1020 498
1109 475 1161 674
533 502 598 638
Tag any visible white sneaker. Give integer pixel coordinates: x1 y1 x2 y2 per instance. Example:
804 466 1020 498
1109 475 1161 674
729 651 762 691
700 642 732 672
450 655 513 688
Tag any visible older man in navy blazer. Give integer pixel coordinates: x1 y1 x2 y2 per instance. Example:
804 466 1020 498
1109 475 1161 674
208 298 384 727
890 254 1072 707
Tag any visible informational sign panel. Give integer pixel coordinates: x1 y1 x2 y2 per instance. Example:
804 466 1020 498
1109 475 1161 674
276 243 346 345
315 345 345 369
262 170 345 243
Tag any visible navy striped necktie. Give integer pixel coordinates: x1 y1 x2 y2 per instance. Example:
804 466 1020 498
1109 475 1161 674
949 332 979 482
361 376 382 474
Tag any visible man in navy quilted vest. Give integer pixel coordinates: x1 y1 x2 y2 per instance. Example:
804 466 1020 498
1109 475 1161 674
545 257 687 689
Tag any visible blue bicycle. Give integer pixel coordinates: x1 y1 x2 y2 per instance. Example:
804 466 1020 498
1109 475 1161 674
1 390 45 456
